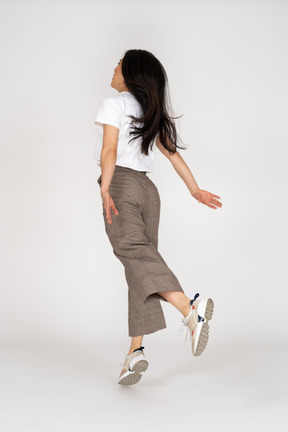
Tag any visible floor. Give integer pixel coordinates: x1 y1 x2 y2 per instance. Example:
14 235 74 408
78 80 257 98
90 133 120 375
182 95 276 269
0 338 287 432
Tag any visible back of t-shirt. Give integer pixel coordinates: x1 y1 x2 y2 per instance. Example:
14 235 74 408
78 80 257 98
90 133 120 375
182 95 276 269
94 91 156 173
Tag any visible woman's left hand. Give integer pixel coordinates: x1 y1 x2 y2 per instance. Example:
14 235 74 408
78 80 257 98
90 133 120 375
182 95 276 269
193 189 222 209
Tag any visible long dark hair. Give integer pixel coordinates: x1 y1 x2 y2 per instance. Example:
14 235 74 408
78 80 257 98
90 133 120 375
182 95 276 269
121 49 187 156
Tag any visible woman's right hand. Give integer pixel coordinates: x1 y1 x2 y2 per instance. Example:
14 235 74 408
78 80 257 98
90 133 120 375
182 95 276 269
101 190 119 224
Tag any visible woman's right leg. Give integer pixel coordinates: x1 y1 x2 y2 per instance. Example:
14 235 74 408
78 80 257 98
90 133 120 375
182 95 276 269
102 169 185 337
127 335 144 355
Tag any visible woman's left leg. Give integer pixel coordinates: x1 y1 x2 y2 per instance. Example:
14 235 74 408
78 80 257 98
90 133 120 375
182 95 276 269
157 291 192 318
101 169 185 337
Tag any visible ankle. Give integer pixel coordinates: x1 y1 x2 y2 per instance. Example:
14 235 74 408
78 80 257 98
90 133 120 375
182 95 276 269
127 346 144 356
182 300 192 318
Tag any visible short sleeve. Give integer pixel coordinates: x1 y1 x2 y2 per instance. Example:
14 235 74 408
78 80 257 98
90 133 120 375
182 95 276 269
94 98 123 129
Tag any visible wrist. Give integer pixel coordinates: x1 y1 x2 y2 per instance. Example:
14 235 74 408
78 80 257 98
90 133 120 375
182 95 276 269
191 187 200 196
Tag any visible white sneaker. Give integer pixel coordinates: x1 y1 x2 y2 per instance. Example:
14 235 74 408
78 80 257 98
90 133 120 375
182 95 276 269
118 346 149 385
181 293 214 356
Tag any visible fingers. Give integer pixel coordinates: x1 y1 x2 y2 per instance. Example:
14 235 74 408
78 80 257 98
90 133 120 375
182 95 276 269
198 196 222 209
104 202 119 224
105 208 112 224
208 193 222 208
196 191 222 208
200 199 217 209
207 203 218 209
211 198 222 207
207 199 222 208
111 202 119 215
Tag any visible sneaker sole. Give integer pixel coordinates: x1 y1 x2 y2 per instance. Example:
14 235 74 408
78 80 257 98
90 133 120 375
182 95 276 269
118 370 143 386
193 298 214 356
131 359 149 374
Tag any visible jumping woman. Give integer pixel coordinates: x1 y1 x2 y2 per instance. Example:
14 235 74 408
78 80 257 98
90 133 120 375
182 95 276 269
94 49 222 386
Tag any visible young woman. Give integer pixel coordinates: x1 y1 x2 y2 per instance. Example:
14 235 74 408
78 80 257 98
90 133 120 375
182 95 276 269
94 49 222 386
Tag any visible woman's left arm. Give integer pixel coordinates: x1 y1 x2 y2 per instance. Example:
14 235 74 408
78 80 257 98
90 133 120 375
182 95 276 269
155 138 222 210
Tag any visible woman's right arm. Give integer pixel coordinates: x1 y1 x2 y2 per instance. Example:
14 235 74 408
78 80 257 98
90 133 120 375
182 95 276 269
100 124 120 223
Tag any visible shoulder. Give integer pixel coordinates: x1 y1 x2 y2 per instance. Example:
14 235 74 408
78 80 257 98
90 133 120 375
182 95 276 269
100 94 125 111
95 94 126 128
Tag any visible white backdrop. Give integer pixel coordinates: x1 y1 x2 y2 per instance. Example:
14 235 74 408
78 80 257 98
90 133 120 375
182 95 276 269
0 0 287 348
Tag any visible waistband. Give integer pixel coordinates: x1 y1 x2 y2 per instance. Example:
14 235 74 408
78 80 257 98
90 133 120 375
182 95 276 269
114 165 147 176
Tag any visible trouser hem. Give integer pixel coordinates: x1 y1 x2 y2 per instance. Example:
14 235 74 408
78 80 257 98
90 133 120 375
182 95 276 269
128 311 167 337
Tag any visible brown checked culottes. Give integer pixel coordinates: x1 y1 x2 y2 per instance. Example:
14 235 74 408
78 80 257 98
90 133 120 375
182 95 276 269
97 165 184 337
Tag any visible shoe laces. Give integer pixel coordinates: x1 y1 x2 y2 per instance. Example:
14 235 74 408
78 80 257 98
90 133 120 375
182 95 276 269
178 293 200 342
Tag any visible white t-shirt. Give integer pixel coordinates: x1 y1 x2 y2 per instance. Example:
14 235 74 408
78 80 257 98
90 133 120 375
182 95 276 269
94 91 157 173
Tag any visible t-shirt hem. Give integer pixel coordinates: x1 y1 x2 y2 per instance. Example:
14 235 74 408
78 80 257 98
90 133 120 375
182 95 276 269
94 120 120 129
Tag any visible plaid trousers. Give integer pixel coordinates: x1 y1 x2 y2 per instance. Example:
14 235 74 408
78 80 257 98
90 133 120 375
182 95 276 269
97 165 184 337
